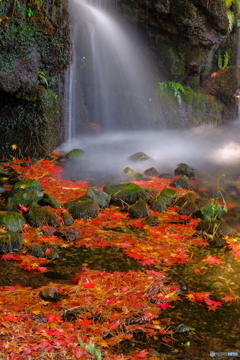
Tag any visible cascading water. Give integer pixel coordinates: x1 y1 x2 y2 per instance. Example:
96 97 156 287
66 0 161 138
63 0 240 210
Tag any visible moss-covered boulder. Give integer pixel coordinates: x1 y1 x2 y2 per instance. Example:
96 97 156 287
174 163 196 179
54 228 78 242
5 189 44 212
0 211 26 232
196 219 236 236
11 179 41 195
26 203 61 227
62 212 74 226
0 231 23 253
27 245 45 258
103 183 152 206
142 215 159 226
86 186 111 209
68 200 100 220
129 200 149 219
150 196 168 212
170 176 195 190
128 152 152 162
38 193 60 209
160 188 178 205
144 167 159 177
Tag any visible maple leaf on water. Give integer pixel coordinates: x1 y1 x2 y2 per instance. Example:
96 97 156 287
156 303 172 310
205 299 222 311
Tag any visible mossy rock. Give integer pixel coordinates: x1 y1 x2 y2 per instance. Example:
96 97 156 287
54 228 78 242
85 186 111 209
63 212 74 226
0 211 26 232
175 192 197 207
0 231 23 253
27 245 45 258
174 163 196 179
170 176 195 190
150 196 168 212
160 188 177 205
196 219 236 236
5 189 44 211
178 201 199 216
11 179 41 195
129 200 149 219
158 173 173 179
26 203 61 228
38 193 60 209
63 196 92 210
66 149 85 159
68 200 100 220
123 167 134 174
128 152 152 162
144 167 159 177
103 183 152 205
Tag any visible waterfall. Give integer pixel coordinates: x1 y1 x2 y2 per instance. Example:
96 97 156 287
66 0 161 140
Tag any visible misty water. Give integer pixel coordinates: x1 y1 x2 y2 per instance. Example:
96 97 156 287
63 0 240 213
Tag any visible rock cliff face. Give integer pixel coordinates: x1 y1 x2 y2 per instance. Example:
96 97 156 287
0 0 72 159
116 0 239 120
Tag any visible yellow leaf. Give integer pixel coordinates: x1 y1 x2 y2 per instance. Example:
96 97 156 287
10 144 18 150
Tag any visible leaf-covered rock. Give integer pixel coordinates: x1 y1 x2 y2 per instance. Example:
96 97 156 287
26 203 61 228
5 189 44 211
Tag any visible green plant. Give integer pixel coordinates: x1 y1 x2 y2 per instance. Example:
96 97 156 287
78 338 102 360
217 51 230 70
226 10 235 32
26 7 35 17
38 71 48 87
158 81 187 104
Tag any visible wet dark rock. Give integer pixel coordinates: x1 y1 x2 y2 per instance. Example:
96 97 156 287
54 228 78 242
128 152 152 162
27 245 45 258
174 163 196 179
38 193 60 209
175 192 197 207
144 167 159 177
0 211 26 232
158 173 173 179
128 200 149 219
86 186 111 208
26 203 61 228
63 212 74 226
5 189 44 212
142 215 159 226
196 219 236 236
150 196 168 212
0 231 23 253
170 176 195 190
178 201 199 216
103 183 152 206
68 200 100 220
39 287 59 301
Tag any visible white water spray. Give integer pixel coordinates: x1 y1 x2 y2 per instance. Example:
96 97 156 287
66 0 161 139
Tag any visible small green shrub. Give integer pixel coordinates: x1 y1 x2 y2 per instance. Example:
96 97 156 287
158 81 187 104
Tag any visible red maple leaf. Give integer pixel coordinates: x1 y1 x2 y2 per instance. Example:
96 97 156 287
156 303 171 310
134 350 149 358
1 253 21 261
139 258 156 266
203 256 224 265
78 319 93 327
45 314 61 322
2 315 18 321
